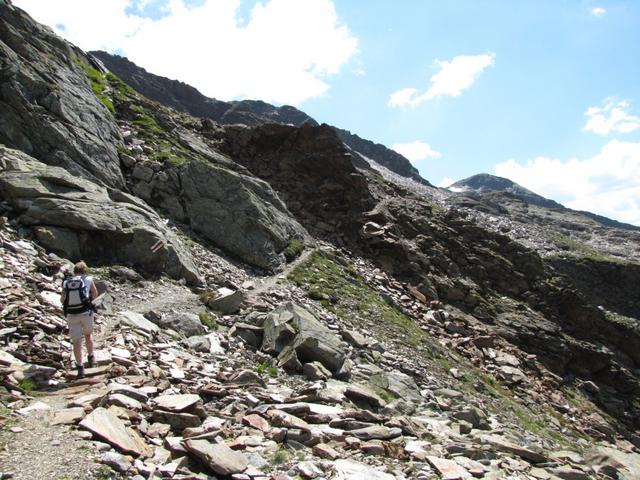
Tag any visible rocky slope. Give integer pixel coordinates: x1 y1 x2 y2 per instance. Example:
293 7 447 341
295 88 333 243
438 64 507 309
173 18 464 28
0 5 123 188
89 50 426 184
1 2 639 479
444 173 640 319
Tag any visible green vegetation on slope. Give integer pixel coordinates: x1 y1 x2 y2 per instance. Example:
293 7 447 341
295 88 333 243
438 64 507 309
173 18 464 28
75 58 115 113
288 249 587 449
107 78 193 168
288 249 425 346
76 59 197 170
283 238 305 262
551 233 638 265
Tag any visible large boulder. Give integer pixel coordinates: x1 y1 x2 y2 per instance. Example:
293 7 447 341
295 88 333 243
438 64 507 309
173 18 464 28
0 146 200 284
155 312 205 338
179 160 305 271
0 2 124 188
123 147 307 272
261 303 347 374
368 370 422 404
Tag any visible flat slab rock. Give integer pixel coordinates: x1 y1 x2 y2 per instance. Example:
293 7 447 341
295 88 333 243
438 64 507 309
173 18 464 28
183 439 248 475
427 456 472 480
80 407 150 457
118 310 160 333
349 425 402 441
481 434 547 463
154 394 202 412
51 407 85 425
332 459 396 480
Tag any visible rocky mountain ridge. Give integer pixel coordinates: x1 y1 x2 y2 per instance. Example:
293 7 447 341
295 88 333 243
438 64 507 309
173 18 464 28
1 1 639 479
448 173 640 232
89 51 427 185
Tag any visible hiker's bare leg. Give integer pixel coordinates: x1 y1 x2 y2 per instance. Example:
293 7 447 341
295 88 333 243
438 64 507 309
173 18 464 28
85 334 94 357
73 338 83 365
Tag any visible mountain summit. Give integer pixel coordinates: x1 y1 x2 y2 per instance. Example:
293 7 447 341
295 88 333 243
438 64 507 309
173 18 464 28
448 173 563 209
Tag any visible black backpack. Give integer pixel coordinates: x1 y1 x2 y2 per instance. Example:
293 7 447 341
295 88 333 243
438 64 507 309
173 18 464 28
62 275 93 315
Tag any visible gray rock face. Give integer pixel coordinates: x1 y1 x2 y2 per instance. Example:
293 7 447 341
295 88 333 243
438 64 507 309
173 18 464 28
0 147 200 284
0 2 124 188
368 370 422 404
183 439 248 476
179 160 306 271
261 303 347 374
154 312 205 338
118 311 161 333
205 288 244 314
125 153 307 271
332 459 396 480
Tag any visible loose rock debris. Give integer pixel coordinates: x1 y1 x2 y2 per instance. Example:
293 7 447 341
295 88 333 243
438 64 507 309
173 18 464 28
1 223 639 480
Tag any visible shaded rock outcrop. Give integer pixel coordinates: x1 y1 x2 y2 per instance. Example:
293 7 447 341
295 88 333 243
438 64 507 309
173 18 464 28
548 256 640 319
0 145 200 283
336 128 428 185
356 193 640 428
216 122 375 242
0 1 124 188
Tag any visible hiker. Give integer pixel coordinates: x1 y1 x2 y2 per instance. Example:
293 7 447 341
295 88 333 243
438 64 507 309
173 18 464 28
60 261 98 378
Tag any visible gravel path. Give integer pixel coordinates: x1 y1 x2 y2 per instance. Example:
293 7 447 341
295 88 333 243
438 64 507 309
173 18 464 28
0 311 120 479
0 392 108 480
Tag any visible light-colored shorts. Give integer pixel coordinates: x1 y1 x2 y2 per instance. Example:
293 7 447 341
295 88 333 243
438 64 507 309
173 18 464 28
67 312 94 340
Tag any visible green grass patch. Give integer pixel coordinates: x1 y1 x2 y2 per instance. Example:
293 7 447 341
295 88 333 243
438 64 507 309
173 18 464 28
199 290 216 304
18 378 35 393
271 449 290 465
551 233 637 265
117 145 132 156
156 151 188 167
0 406 17 431
283 238 305 262
198 311 218 330
255 362 278 377
76 58 115 113
131 104 165 139
105 72 136 101
94 464 115 480
288 250 425 346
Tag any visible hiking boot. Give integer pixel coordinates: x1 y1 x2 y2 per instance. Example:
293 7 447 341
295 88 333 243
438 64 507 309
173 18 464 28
77 365 85 379
86 354 96 368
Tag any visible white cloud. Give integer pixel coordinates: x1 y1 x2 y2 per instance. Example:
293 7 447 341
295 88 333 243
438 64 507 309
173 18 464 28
388 88 419 108
591 7 606 17
388 52 495 108
437 177 455 188
391 141 441 163
495 140 640 226
584 99 640 135
13 0 358 105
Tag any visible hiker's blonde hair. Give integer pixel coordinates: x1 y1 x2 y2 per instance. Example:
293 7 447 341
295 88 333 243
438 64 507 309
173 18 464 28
73 261 88 275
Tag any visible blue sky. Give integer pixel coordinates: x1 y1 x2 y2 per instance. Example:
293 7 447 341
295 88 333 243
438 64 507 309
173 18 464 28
13 0 640 225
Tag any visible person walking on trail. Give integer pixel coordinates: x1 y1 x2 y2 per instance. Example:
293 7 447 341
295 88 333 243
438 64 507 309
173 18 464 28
60 261 98 378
